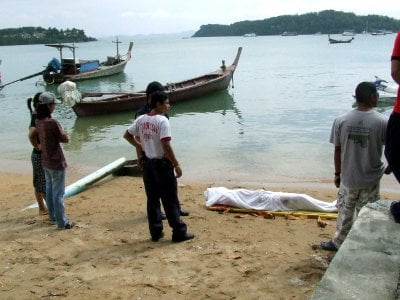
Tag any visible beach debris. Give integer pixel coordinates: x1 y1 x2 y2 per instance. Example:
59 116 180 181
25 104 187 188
317 216 328 228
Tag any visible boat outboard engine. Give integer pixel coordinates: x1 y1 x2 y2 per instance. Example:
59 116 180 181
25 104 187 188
43 57 61 84
58 80 81 107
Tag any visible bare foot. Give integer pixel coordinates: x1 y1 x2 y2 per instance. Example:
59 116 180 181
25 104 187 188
39 208 48 215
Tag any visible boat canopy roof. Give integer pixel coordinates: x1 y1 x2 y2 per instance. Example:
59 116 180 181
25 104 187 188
45 44 78 51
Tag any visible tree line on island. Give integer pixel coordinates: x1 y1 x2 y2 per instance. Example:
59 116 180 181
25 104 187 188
0 27 96 46
192 10 400 37
1 10 398 45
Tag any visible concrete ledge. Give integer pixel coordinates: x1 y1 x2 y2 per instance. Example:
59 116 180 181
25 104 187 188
311 200 400 300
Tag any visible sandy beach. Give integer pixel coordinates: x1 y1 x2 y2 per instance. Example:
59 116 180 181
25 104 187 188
1 167 399 299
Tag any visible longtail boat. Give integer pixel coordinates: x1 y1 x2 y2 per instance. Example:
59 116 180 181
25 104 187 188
69 47 242 117
328 35 354 44
43 40 133 85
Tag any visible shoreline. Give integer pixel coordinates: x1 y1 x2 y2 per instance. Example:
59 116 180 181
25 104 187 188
3 157 399 198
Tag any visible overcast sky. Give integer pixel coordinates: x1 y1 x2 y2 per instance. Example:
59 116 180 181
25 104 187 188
2 0 400 37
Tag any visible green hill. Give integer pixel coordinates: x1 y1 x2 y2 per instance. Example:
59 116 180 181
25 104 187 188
0 27 96 46
193 10 400 37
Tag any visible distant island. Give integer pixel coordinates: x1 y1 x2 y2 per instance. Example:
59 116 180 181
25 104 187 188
0 27 97 46
192 10 400 37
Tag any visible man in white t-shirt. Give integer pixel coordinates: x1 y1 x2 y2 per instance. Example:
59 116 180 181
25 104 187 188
321 82 389 251
124 91 194 243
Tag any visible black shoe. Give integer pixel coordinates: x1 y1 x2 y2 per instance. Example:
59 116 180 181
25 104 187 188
320 240 338 251
160 213 167 220
151 232 164 242
180 209 189 216
172 232 194 243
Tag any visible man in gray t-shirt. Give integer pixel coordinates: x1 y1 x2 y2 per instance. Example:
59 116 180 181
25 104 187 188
321 82 389 251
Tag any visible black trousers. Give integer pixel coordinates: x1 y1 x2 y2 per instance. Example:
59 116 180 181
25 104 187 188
385 112 400 183
142 157 187 239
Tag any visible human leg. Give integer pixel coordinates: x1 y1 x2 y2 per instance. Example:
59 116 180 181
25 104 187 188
331 186 360 248
44 168 55 222
385 113 400 183
45 168 70 228
321 188 345 251
354 183 380 215
34 191 47 214
156 160 192 241
142 160 164 239
31 151 47 214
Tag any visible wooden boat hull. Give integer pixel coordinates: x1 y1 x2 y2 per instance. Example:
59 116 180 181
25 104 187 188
72 47 242 117
62 60 129 81
72 92 147 117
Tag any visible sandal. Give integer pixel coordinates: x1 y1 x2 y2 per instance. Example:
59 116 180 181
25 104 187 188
320 240 338 251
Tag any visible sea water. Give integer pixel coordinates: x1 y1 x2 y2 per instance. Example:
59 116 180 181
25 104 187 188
0 34 398 190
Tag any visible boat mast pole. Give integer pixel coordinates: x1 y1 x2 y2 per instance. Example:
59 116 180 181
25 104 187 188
113 37 121 59
72 44 77 74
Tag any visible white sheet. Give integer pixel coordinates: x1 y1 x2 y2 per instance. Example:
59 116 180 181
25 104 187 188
204 187 337 212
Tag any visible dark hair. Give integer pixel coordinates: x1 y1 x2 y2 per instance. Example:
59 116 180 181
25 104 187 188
150 91 169 109
36 103 51 120
146 81 164 96
355 82 377 103
27 92 42 114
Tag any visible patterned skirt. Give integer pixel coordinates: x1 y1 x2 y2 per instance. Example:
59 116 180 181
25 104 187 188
31 151 46 194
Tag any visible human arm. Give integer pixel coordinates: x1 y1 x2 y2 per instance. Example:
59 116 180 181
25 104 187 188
391 33 400 85
391 59 400 85
123 130 144 167
54 120 68 143
59 131 68 143
28 127 41 151
385 165 392 175
162 140 182 178
333 146 341 188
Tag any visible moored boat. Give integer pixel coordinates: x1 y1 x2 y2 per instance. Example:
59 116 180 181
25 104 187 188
342 30 355 36
42 40 133 85
328 35 354 44
68 47 243 117
374 76 398 94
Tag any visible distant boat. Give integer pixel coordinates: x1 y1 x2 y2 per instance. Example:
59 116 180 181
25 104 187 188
281 31 297 36
328 35 354 44
371 30 393 35
371 30 386 36
243 33 256 37
374 76 398 94
342 30 355 36
42 40 133 85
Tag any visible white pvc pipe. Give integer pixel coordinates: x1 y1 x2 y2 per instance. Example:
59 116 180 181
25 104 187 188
23 157 127 210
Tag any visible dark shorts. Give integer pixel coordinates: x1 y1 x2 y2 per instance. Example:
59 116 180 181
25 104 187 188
31 150 46 194
385 112 400 183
